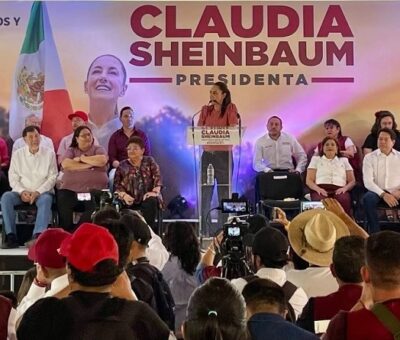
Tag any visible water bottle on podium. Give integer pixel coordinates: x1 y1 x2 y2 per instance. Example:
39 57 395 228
206 163 214 185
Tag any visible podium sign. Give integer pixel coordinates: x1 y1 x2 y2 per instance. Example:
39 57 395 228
187 126 243 146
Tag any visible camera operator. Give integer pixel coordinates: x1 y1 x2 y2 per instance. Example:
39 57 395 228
195 213 269 283
231 227 308 320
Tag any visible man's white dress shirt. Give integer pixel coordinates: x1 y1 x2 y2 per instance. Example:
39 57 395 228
253 132 307 173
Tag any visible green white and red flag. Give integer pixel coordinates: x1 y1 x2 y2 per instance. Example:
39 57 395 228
9 1 72 148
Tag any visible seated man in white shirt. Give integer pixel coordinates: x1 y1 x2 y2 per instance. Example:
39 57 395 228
253 116 307 173
362 127 400 234
15 228 71 328
1 126 58 248
231 227 308 319
12 114 54 152
57 111 98 164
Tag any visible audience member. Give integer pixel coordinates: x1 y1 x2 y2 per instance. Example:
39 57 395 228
17 223 170 340
120 209 169 270
297 236 365 334
286 209 350 298
124 217 175 331
253 115 307 173
15 228 71 326
314 119 361 180
247 214 269 234
91 217 137 301
0 294 14 340
85 54 127 149
362 127 400 234
57 125 108 231
306 136 355 215
325 231 400 340
12 115 54 152
114 136 162 231
183 277 248 340
57 111 98 164
362 110 400 155
231 227 308 319
243 278 317 339
1 126 57 248
162 222 201 337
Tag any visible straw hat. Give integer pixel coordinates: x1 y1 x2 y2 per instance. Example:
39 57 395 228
288 209 350 267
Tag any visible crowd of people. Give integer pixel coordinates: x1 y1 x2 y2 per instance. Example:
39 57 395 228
0 55 400 338
3 197 400 339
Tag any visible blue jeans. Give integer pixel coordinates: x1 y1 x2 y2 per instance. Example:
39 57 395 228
1 191 53 236
362 191 382 234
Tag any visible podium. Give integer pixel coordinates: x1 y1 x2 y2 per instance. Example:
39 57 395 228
187 126 244 236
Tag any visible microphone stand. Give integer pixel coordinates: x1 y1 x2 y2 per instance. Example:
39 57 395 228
235 112 242 193
191 103 210 238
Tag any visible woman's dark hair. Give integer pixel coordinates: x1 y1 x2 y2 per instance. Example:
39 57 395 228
69 259 122 287
184 278 248 340
319 136 340 157
164 222 200 275
324 119 342 137
213 81 232 118
70 125 93 148
371 110 398 135
126 136 145 150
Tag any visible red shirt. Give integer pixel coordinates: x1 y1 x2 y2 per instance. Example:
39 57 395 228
325 298 400 340
108 127 150 165
197 103 238 151
0 136 10 168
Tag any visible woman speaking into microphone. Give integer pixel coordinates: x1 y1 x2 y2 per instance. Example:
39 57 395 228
197 82 238 236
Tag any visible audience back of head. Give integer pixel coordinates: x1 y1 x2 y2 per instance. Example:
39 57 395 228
332 235 365 283
184 277 248 340
366 230 400 290
242 278 287 317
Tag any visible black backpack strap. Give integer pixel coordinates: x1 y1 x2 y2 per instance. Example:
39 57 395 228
242 274 257 283
371 303 400 338
282 281 298 323
282 280 298 301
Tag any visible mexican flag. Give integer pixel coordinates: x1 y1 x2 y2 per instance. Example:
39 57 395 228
9 1 72 148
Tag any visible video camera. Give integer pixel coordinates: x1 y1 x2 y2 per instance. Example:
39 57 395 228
220 216 252 279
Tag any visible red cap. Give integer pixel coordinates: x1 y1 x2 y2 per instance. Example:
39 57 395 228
68 111 88 122
59 223 119 272
28 228 71 269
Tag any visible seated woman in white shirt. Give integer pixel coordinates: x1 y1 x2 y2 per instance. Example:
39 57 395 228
314 118 361 181
307 137 355 215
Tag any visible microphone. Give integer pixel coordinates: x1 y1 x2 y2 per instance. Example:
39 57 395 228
191 100 213 127
237 112 242 139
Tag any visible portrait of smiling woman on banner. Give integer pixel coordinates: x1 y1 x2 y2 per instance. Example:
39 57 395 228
85 54 128 149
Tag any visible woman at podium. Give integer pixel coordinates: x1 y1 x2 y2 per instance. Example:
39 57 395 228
197 82 238 236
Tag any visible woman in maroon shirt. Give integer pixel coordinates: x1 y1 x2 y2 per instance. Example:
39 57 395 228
114 136 162 232
197 82 238 236
57 126 108 231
